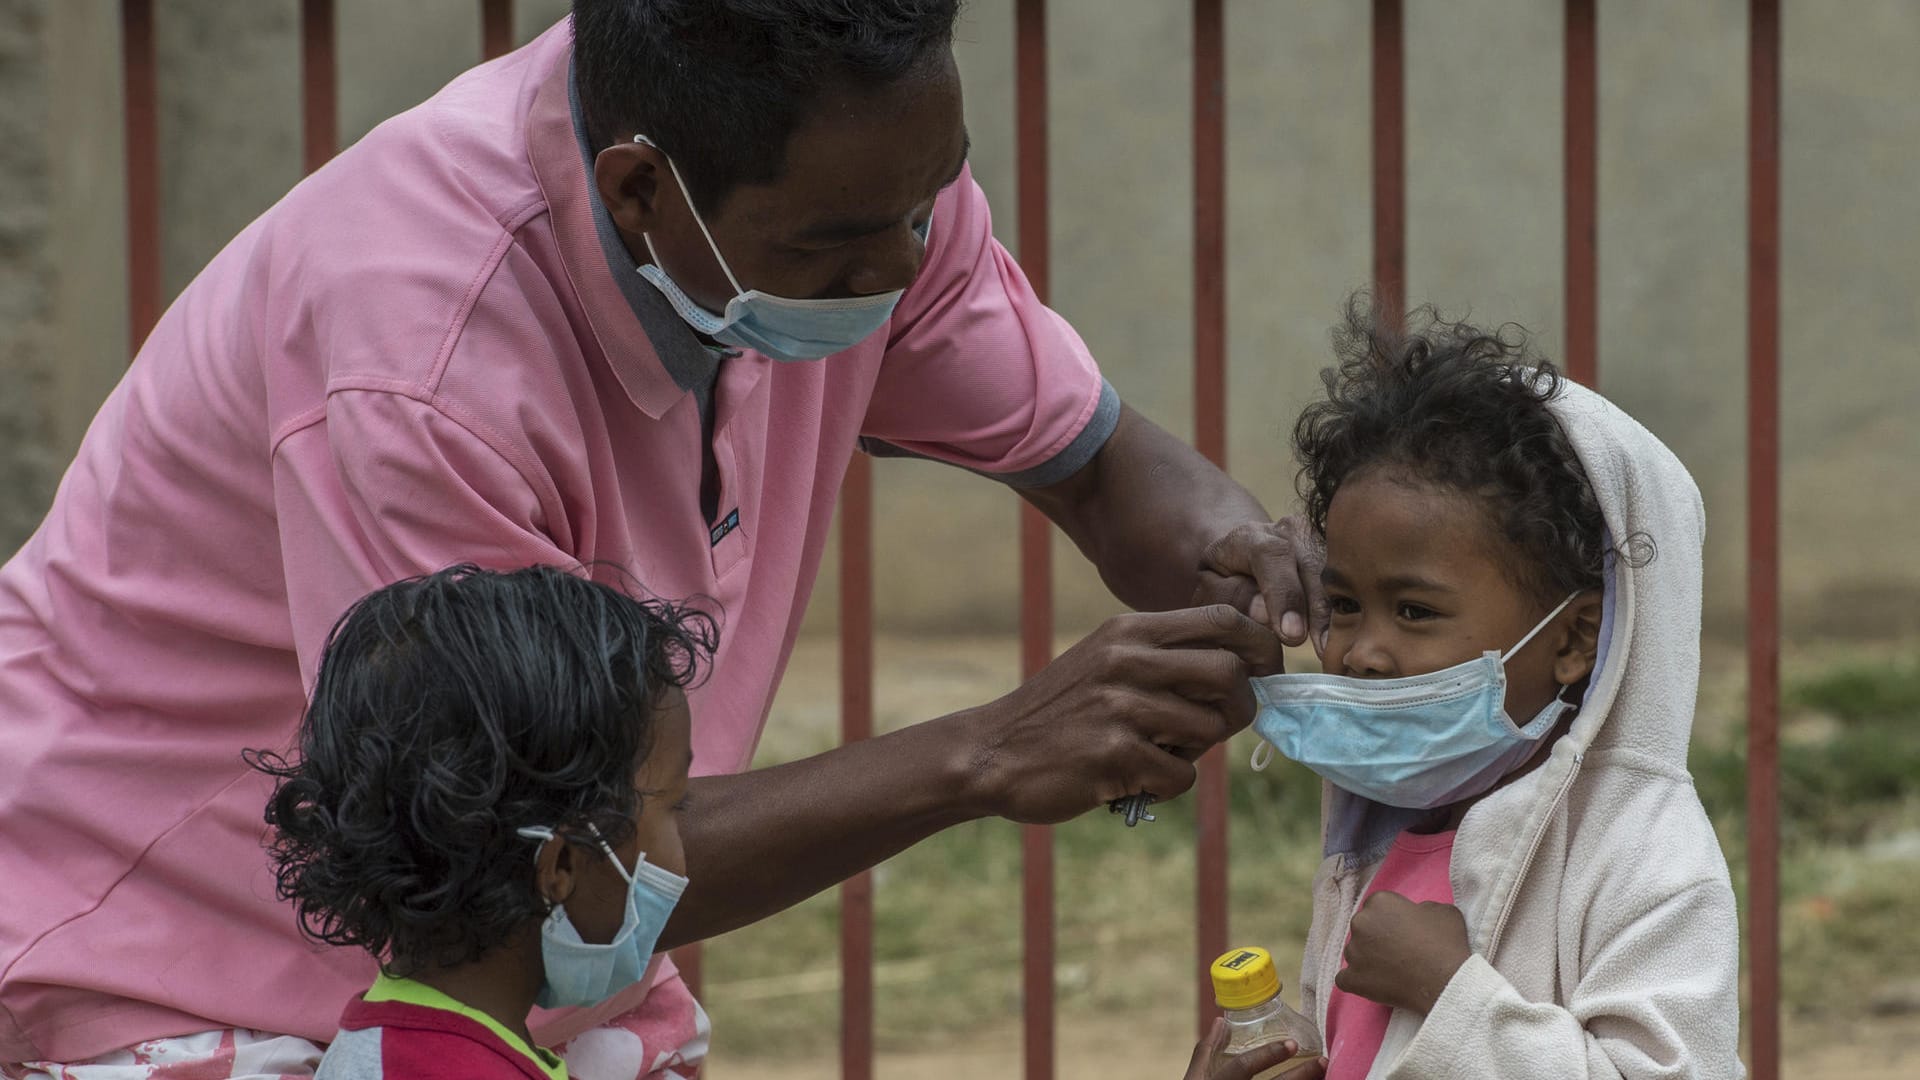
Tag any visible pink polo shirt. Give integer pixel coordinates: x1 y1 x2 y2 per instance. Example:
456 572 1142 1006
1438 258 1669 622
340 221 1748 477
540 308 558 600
0 22 1112 1063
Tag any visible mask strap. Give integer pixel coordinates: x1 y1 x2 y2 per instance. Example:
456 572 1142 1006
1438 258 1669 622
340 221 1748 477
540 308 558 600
516 823 639 885
516 824 555 866
1250 740 1276 772
633 134 746 296
1499 591 1580 663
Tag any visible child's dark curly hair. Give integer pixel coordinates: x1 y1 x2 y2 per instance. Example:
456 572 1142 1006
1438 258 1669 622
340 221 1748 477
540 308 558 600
246 564 716 976
1293 296 1610 604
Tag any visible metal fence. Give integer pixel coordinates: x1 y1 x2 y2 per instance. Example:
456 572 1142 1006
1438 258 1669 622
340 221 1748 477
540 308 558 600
113 1 1785 1077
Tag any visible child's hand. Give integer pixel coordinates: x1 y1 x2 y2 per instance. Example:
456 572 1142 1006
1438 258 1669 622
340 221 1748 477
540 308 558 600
1181 1018 1328 1080
1336 890 1472 1015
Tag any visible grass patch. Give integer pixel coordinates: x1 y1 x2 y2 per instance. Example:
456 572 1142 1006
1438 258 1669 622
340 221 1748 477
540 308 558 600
1692 652 1920 845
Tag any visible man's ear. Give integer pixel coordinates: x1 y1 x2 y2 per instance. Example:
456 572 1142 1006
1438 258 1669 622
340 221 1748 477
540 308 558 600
594 140 670 237
534 834 578 909
1554 589 1605 687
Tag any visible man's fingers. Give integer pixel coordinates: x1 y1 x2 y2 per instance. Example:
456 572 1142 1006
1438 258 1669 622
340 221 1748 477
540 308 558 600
1125 741 1200 802
1118 606 1285 676
1250 545 1309 646
1112 693 1240 755
1199 517 1330 647
1112 647 1259 734
1193 568 1258 614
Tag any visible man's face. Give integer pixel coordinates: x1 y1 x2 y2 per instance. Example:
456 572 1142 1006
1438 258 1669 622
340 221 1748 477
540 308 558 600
603 54 970 311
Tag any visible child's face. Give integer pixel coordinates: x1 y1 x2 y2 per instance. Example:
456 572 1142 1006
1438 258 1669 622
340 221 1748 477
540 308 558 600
563 688 694 946
1319 469 1595 727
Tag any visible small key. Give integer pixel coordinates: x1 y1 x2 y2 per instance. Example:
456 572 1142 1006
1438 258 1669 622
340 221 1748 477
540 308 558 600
1109 792 1158 827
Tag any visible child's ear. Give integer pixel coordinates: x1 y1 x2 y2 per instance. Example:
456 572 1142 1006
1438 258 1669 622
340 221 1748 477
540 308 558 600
535 835 577 908
1554 589 1605 687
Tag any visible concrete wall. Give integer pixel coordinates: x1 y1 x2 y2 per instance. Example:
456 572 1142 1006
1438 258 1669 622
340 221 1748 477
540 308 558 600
4 0 1916 643
0 0 57 548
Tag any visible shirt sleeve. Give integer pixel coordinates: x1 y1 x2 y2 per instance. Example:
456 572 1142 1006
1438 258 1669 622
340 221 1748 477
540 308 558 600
860 165 1120 489
271 388 576 689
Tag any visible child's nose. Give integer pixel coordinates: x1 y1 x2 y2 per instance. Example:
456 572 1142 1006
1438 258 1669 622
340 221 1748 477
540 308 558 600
1341 634 1398 679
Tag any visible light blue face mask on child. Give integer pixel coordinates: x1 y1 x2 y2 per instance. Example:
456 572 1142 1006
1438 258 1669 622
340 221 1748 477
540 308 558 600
631 134 928 363
1249 593 1580 810
516 824 688 1009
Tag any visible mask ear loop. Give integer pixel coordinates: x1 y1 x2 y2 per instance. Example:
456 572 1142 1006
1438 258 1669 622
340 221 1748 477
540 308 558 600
516 823 640 886
1499 591 1581 664
632 134 746 297
516 824 556 863
1250 740 1276 772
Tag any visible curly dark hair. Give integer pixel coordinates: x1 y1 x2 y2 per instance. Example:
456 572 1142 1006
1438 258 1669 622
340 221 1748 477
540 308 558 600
246 564 716 976
1293 296 1615 605
572 0 963 212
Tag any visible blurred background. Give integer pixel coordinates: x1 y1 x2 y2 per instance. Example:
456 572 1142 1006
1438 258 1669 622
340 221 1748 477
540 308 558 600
1 1 1915 1076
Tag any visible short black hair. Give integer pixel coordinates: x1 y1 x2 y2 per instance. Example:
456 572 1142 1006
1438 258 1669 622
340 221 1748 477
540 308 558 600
571 0 963 212
248 564 716 976
1294 296 1615 605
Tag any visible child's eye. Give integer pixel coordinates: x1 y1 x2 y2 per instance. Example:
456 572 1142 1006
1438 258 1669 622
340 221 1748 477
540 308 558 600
1396 602 1439 621
1329 596 1360 616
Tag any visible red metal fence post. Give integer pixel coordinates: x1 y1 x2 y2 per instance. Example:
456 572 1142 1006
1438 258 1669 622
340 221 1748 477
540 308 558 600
1745 2 1782 1077
1564 0 1598 386
481 0 515 61
1371 0 1405 324
1015 4 1057 1079
122 0 159 359
1191 0 1230 1040
301 0 337 174
839 451 876 1080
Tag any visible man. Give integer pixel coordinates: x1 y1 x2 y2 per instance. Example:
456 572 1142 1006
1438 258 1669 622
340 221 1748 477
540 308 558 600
0 3 1323 1077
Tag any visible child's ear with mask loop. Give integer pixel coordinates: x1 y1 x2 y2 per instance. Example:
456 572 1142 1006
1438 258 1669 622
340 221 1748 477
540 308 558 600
1552 589 1606 687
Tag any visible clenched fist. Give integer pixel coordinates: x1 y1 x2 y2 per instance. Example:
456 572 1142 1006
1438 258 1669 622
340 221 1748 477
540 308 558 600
1335 891 1472 1015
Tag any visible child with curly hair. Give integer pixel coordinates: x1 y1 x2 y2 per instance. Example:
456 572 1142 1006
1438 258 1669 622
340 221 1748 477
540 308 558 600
1246 301 1742 1078
249 564 716 1079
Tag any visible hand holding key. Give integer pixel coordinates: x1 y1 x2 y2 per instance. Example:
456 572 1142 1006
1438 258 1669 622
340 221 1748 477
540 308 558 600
958 605 1284 827
1110 792 1157 826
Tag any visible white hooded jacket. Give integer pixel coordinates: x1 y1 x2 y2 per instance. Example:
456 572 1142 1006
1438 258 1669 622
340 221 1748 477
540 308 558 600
1295 380 1745 1079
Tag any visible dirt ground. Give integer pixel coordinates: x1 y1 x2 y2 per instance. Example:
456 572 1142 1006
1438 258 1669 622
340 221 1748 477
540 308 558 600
707 1012 1920 1080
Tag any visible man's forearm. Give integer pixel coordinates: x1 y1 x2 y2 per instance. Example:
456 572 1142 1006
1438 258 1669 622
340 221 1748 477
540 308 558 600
1025 404 1269 611
659 707 988 949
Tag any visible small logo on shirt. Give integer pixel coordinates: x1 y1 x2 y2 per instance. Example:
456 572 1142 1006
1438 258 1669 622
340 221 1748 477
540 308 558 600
710 509 741 547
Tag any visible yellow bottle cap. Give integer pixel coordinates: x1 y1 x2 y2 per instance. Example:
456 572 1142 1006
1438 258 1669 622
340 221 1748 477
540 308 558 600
1211 946 1281 1010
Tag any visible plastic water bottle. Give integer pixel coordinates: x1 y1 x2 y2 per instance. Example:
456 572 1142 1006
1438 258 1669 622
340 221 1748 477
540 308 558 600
1210 946 1325 1074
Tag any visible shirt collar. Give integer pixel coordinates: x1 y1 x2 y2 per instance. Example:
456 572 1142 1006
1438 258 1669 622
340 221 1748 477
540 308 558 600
364 973 567 1080
526 48 690 418
565 59 727 392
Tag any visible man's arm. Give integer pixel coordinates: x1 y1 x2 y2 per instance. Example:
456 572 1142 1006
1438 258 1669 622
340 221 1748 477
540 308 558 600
660 604 1283 948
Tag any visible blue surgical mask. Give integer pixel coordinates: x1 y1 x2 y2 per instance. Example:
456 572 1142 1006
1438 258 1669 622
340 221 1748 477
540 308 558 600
631 134 926 363
517 824 687 1009
1249 593 1580 810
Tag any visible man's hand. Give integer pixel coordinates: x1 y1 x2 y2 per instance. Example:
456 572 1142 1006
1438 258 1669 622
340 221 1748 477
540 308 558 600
1193 516 1329 652
1182 1018 1327 1080
1335 891 1473 1015
960 605 1285 824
